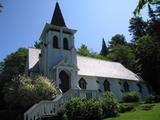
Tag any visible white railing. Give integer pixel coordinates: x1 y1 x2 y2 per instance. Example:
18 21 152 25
24 89 100 120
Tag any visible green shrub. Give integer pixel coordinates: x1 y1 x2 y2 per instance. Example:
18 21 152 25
119 103 135 113
122 92 139 103
57 92 119 120
140 104 155 111
145 95 155 103
145 95 160 104
100 92 119 118
50 108 68 120
65 97 103 120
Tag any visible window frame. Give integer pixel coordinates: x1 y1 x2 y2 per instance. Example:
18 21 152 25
103 80 111 91
53 36 59 48
79 78 87 89
63 38 69 50
123 81 130 92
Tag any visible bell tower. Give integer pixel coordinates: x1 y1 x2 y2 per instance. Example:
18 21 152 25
39 2 78 92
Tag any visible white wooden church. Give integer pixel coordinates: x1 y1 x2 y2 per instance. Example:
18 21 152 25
25 2 149 120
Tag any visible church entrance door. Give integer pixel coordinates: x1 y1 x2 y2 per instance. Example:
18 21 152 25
59 70 70 93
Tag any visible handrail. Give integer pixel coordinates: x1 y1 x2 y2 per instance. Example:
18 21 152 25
24 89 100 120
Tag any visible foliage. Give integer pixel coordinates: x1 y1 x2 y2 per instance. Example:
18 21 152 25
77 44 108 60
136 35 160 94
129 17 147 41
134 0 160 16
107 34 138 71
77 44 90 56
65 97 103 120
129 1 160 95
34 41 41 49
145 95 160 103
122 92 139 103
0 48 28 81
0 61 4 74
0 48 28 109
3 75 59 110
64 92 119 120
107 45 137 71
49 108 68 120
140 104 155 111
105 103 160 120
119 103 135 113
136 35 155 63
109 34 126 48
100 92 119 118
100 38 108 56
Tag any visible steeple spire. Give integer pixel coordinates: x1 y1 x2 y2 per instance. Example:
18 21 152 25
51 2 66 27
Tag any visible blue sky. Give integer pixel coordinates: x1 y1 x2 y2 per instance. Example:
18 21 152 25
0 0 146 61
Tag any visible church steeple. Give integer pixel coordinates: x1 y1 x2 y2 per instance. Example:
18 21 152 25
51 2 66 27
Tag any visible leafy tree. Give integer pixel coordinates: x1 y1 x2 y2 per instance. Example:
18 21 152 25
109 34 126 48
77 44 107 60
131 1 160 94
77 44 90 56
129 17 147 42
3 75 59 110
136 35 160 94
100 38 108 56
0 48 28 108
0 48 28 81
107 45 137 71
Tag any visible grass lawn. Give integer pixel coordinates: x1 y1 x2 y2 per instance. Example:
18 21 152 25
105 103 160 120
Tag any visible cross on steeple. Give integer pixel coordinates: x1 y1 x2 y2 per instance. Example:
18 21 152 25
51 2 66 27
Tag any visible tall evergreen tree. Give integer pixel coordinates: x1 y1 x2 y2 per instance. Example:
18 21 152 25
100 38 108 56
129 17 147 42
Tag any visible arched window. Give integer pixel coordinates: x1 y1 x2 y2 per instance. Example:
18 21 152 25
124 82 129 92
103 80 110 91
79 78 87 89
63 38 69 50
53 36 58 48
137 83 142 93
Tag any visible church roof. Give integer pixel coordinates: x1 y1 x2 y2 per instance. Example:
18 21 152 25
27 48 141 81
51 2 66 27
77 55 140 81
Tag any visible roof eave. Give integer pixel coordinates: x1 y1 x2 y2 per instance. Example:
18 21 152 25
39 23 77 40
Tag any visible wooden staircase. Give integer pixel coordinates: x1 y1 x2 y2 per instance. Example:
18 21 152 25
24 89 100 120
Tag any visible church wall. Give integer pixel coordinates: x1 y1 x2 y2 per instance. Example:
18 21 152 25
77 75 123 100
108 78 122 100
77 75 99 90
77 75 149 101
141 83 150 100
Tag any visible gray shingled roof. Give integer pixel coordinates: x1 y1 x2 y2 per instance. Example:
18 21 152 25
77 55 139 81
28 48 140 81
